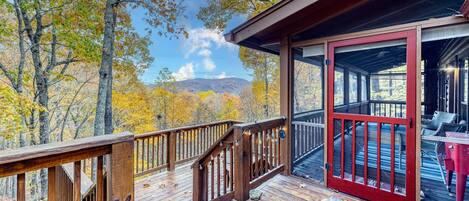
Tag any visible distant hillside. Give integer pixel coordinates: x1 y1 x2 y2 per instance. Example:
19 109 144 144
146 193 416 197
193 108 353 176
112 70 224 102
150 78 251 95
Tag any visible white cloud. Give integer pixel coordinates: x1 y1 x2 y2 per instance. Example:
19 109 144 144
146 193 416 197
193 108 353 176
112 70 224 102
202 57 216 71
217 72 227 79
172 63 195 81
183 28 236 71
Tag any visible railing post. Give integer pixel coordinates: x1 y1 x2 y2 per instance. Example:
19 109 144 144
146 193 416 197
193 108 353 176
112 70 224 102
192 164 207 201
168 131 177 171
234 127 250 201
111 140 134 201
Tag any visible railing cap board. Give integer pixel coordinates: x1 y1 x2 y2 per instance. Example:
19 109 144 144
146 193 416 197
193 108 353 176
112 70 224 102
135 120 242 139
0 133 133 165
233 116 286 130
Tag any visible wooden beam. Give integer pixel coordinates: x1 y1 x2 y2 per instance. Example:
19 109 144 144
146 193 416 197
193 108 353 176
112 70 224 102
227 0 320 43
292 16 468 48
415 25 422 201
280 36 293 175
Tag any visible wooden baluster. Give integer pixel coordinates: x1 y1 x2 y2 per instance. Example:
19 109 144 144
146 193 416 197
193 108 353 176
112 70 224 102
223 148 227 194
276 127 281 165
147 138 150 171
262 130 267 173
17 173 25 201
141 138 145 172
168 131 176 171
74 161 81 201
151 137 155 169
230 145 234 191
47 167 56 201
190 130 193 158
156 136 160 167
181 131 185 161
254 131 259 178
269 129 273 169
136 140 139 174
217 154 221 198
97 156 104 201
211 159 215 199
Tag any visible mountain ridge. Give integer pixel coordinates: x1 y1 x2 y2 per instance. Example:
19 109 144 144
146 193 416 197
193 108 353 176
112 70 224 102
149 77 250 95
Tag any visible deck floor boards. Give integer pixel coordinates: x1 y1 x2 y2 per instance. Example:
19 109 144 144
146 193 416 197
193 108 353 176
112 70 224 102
135 162 361 201
293 134 469 201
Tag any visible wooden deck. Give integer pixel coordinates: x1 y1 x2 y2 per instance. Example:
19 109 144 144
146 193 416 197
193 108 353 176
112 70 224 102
135 163 362 201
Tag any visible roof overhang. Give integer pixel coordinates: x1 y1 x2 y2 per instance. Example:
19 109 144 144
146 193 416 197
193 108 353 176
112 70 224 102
224 0 319 44
226 0 467 55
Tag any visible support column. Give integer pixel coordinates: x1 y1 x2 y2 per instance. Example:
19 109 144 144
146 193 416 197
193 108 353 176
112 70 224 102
280 36 293 175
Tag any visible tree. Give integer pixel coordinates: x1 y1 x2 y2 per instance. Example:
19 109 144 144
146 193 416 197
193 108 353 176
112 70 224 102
94 0 187 137
198 0 281 119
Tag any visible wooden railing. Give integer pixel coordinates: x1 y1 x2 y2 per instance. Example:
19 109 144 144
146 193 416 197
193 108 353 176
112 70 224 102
133 120 239 177
369 100 407 117
292 110 325 163
0 134 134 201
192 117 286 201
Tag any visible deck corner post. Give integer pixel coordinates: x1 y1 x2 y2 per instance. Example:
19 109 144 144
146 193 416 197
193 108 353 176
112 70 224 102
234 127 251 201
168 131 177 171
192 164 207 201
111 140 134 201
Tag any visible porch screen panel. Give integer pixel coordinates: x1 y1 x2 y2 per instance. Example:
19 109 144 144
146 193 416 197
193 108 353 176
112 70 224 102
332 39 408 196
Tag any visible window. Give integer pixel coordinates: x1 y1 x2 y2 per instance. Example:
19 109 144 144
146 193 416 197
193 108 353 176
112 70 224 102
334 69 344 106
361 76 367 101
349 72 358 103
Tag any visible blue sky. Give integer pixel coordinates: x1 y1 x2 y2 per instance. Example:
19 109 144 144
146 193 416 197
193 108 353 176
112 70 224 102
131 1 250 84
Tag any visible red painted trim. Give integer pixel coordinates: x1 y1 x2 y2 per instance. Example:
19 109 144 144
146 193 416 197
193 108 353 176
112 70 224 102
377 122 381 189
461 0 469 18
364 121 369 186
326 29 417 201
390 124 396 193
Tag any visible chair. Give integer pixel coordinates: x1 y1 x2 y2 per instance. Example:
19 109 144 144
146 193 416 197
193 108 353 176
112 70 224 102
421 119 466 185
421 111 457 136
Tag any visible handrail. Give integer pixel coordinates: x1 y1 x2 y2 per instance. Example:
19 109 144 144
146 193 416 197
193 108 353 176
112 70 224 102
0 133 134 201
134 120 240 177
192 117 287 201
135 120 241 140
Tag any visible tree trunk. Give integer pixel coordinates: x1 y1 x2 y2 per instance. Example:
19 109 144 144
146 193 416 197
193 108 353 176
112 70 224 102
95 0 117 137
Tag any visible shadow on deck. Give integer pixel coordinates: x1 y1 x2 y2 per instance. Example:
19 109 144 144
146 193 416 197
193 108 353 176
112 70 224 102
135 162 362 201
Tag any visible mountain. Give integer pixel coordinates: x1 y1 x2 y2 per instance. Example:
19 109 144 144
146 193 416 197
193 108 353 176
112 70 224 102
150 78 251 95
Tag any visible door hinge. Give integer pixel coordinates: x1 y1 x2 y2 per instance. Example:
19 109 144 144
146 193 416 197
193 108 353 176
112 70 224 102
409 117 413 128
324 163 330 171
325 59 330 65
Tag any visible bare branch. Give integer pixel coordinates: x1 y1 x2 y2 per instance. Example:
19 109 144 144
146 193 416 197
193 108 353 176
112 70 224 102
0 63 16 88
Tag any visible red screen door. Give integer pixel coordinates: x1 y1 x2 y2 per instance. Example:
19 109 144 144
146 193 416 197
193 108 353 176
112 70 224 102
326 30 417 201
